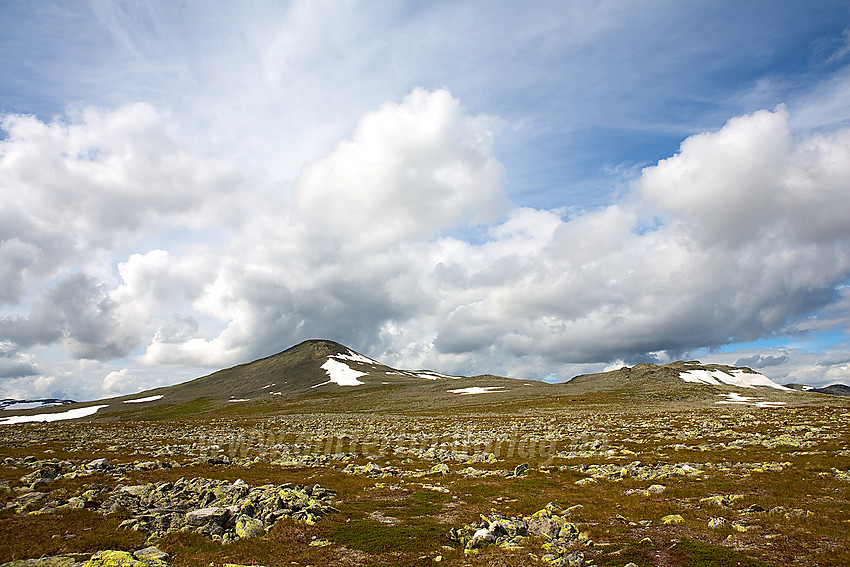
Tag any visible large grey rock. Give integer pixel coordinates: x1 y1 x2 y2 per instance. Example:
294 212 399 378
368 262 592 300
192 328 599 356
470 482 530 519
186 506 228 526
527 516 560 538
133 547 168 561
8 491 48 511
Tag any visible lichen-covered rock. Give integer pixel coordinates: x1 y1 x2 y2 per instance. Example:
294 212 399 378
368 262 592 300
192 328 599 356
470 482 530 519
699 494 742 507
86 458 110 471
430 463 450 475
450 505 587 563
511 463 530 477
343 462 399 477
131 549 166 562
661 514 684 525
7 491 48 512
235 515 265 538
0 556 81 567
527 516 560 539
185 506 228 527
708 517 728 529
80 550 168 567
543 549 584 566
572 461 702 482
103 477 336 542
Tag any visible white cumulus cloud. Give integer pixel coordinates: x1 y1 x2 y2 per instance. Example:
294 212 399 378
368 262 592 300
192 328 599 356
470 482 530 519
2 90 850 398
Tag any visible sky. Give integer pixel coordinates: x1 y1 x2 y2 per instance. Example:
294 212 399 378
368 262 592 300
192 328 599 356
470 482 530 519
1 1 850 401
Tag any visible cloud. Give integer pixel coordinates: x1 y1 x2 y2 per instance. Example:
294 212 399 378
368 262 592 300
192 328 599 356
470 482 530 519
102 368 133 394
734 354 789 368
294 88 506 252
2 89 850 399
0 273 140 360
0 342 39 379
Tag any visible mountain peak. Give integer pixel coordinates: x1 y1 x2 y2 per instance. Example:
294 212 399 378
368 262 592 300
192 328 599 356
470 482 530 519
566 360 789 395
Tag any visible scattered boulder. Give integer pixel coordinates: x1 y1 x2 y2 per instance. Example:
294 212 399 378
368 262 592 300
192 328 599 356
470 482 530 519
0 557 81 567
235 515 265 539
511 463 530 477
661 514 684 525
527 516 561 538
185 506 228 527
132 548 167 562
4 475 336 544
430 463 450 475
7 491 48 512
450 505 588 563
81 550 168 567
699 494 742 508
86 458 110 471
708 517 728 529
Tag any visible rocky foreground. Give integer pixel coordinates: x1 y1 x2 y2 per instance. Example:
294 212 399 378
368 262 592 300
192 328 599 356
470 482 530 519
1 401 849 566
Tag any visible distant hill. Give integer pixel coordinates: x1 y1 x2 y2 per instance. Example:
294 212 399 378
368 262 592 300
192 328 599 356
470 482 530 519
566 360 790 391
2 341 845 423
562 360 797 406
783 383 850 397
0 398 76 411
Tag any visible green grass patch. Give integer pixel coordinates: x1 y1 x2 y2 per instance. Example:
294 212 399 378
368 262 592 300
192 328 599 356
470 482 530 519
670 538 772 567
131 398 216 421
0 508 146 563
327 517 447 554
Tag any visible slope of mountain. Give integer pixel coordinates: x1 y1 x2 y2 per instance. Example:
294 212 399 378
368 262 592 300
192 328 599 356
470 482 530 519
1 341 843 424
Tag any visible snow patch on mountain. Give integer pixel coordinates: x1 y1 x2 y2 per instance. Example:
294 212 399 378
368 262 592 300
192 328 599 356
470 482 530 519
124 395 164 403
715 392 786 408
332 350 379 366
680 369 790 390
0 405 108 424
448 386 507 395
312 358 367 388
417 371 462 380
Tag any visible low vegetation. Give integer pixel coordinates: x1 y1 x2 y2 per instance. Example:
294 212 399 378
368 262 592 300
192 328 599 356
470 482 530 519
1 397 848 567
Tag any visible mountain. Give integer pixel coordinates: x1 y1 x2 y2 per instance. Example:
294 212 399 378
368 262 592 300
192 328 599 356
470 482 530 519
0 398 76 411
562 360 797 406
0 340 555 422
783 383 850 397
0 341 841 424
137 339 518 402
566 360 788 390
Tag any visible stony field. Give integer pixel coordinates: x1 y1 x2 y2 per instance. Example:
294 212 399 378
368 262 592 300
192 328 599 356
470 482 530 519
1 402 849 566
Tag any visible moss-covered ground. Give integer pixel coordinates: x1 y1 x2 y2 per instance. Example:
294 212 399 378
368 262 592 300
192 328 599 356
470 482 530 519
1 400 848 566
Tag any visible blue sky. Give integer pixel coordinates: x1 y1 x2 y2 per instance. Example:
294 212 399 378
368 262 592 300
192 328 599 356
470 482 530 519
1 1 850 400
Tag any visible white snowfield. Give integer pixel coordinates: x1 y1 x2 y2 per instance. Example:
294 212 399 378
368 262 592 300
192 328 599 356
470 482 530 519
333 350 380 365
715 392 786 408
312 358 367 388
2 401 62 411
417 371 462 380
0 405 108 424
123 395 164 404
448 386 507 395
680 369 790 390
228 398 249 402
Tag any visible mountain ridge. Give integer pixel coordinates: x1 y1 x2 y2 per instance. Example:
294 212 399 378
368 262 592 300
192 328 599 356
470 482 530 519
2 339 847 423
